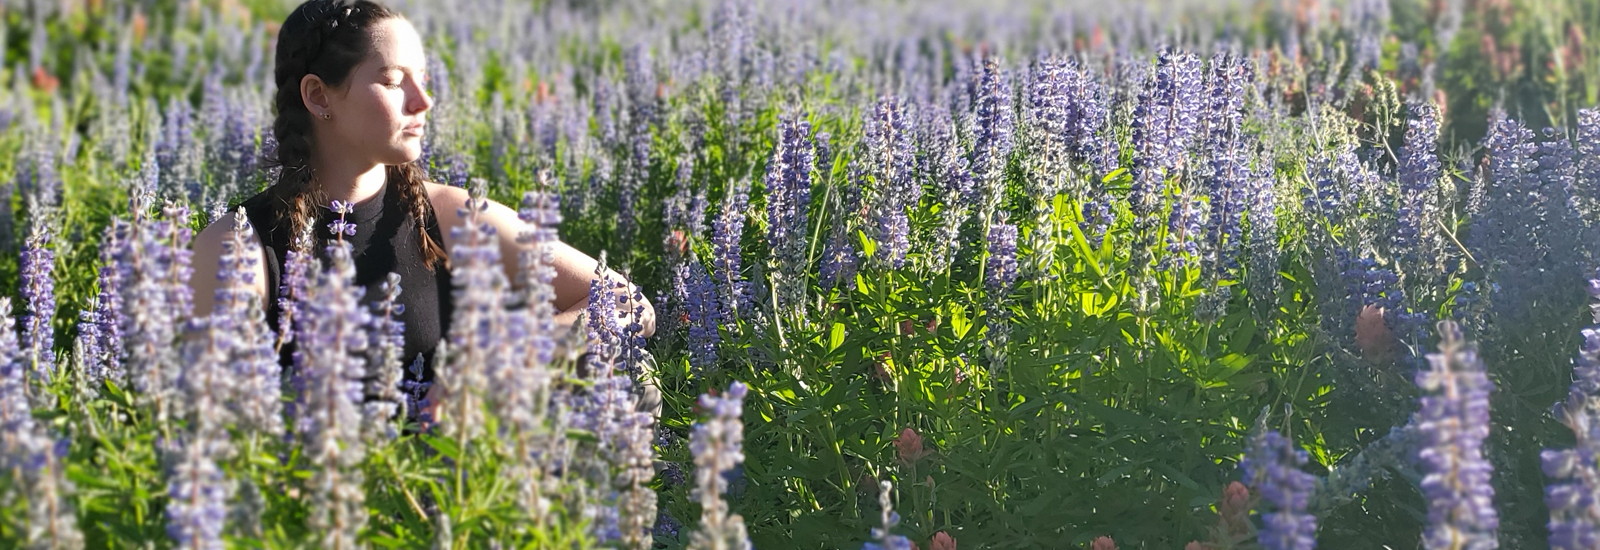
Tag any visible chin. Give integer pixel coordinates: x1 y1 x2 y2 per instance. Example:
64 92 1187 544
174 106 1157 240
384 145 423 166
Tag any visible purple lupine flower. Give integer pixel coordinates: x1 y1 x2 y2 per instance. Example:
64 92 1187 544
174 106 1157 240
504 190 568 509
617 46 655 254
161 202 196 325
581 262 648 378
984 218 1021 372
679 260 721 373
258 128 281 186
1466 111 1533 261
1302 134 1383 239
1128 50 1203 270
687 381 752 550
971 57 1015 226
655 510 685 539
1023 58 1073 272
625 42 659 131
179 269 243 441
1245 154 1281 309
986 221 1019 297
1025 55 1107 198
17 130 63 218
200 67 227 139
1543 269 1600 549
215 90 261 199
614 409 659 550
123 202 195 426
447 154 470 189
0 296 37 464
293 239 370 547
713 177 753 321
663 155 696 245
1163 191 1205 267
663 153 708 271
0 293 80 545
1393 103 1444 286
157 96 202 205
585 264 625 365
1 292 81 543
1470 112 1571 325
617 278 648 379
441 192 508 443
276 226 316 353
1532 127 1585 277
1198 53 1252 279
814 131 833 183
593 77 619 151
863 95 917 269
1342 256 1405 318
572 273 656 547
1414 321 1499 549
363 272 404 441
1573 109 1600 223
213 210 282 437
765 113 814 314
18 231 55 384
1344 0 1390 75
528 96 561 165
80 220 130 387
1241 429 1318 550
862 480 914 550
165 433 231 550
919 104 973 273
14 431 83 548
819 164 862 292
1082 197 1114 239
518 191 563 367
327 200 357 240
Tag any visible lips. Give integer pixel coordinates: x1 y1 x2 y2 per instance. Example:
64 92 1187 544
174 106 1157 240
402 122 424 136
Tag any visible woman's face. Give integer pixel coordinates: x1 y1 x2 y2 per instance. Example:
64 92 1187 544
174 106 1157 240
313 17 433 166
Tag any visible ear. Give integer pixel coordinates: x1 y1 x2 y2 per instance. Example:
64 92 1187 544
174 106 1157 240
301 73 332 116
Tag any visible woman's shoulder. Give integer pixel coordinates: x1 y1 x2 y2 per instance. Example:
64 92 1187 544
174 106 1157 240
422 181 521 221
421 181 530 239
423 180 471 210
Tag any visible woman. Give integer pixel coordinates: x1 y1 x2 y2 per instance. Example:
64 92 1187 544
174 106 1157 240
189 0 655 425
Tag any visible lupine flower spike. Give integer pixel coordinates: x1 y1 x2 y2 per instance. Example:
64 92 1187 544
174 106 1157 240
1415 321 1498 549
1542 268 1600 549
863 480 914 550
687 381 752 550
293 226 372 549
19 228 55 389
1242 426 1318 550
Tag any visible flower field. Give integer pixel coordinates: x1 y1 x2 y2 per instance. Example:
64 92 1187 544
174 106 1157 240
6 0 1600 548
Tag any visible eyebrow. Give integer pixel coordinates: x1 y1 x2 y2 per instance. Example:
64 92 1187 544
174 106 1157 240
378 64 427 75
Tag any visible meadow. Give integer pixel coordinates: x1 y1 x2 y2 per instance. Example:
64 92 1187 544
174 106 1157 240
4 0 1600 548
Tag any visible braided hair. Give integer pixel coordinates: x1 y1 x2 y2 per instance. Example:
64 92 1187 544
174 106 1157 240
264 0 447 269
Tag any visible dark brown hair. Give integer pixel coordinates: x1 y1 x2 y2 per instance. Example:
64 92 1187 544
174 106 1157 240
265 0 446 269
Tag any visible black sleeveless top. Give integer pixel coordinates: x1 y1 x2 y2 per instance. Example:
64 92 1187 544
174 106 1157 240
238 179 453 398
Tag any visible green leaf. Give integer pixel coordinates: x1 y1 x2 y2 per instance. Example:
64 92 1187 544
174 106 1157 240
421 435 461 461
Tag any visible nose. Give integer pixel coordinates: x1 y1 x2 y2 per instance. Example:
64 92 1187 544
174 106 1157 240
407 77 434 114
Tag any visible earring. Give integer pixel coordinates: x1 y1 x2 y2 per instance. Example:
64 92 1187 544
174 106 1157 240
322 112 331 120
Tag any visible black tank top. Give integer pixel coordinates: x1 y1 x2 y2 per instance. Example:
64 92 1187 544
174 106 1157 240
238 178 454 397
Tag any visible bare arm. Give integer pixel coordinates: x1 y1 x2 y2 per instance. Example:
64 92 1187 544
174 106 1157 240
425 183 656 336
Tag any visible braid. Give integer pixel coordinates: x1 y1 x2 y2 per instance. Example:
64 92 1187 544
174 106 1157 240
390 163 449 271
